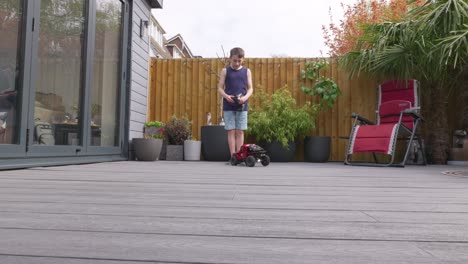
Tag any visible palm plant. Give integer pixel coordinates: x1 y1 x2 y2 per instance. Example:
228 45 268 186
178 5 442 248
340 0 467 164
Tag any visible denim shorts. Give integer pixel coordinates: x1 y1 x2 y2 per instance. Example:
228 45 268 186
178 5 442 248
224 111 248 130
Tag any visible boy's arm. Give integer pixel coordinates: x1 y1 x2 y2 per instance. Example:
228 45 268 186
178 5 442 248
217 68 234 103
240 69 253 104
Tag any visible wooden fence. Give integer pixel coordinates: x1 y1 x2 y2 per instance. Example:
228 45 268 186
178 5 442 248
149 58 380 161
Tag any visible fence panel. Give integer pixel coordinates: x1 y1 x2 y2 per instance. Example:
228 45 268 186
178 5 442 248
149 58 379 161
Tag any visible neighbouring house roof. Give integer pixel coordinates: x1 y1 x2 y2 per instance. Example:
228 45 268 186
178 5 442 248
165 44 185 58
150 37 171 58
166 34 194 58
147 0 163 8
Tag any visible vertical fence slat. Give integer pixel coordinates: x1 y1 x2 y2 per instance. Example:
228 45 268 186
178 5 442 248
203 60 211 127
286 58 294 98
300 59 308 114
148 60 155 121
155 59 162 121
331 61 339 160
252 59 261 108
280 58 287 89
325 60 334 144
192 60 199 139
267 59 274 95
209 59 218 125
179 59 186 117
247 59 256 110
261 58 268 95
198 59 205 140
186 59 193 122
336 61 349 161
173 59 180 118
216 59 224 127
273 58 280 91
161 59 168 122
167 59 175 120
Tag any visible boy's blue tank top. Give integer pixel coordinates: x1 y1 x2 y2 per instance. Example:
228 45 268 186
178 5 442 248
223 66 248 111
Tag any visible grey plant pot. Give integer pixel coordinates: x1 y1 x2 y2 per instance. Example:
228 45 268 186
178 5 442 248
166 145 184 161
184 140 201 161
133 138 163 161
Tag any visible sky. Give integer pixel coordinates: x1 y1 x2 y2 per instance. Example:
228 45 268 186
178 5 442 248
152 0 358 58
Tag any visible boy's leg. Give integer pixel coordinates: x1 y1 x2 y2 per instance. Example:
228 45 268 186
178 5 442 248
234 111 248 152
235 130 244 152
224 111 237 155
227 130 236 155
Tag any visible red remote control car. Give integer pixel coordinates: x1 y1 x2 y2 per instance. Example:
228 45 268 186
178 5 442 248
230 144 270 167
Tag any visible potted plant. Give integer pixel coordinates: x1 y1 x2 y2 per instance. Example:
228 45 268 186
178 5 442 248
300 59 341 162
247 86 318 162
200 120 230 161
164 115 191 161
184 135 202 161
133 121 164 161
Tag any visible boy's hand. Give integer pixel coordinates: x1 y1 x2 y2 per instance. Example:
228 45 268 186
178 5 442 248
239 96 247 104
225 95 234 103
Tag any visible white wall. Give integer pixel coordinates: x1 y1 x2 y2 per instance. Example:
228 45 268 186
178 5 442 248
129 0 151 141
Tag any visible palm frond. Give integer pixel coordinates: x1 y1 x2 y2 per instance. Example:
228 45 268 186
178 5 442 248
435 24 468 68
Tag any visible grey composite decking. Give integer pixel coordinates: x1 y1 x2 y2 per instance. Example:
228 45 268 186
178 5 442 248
0 161 467 264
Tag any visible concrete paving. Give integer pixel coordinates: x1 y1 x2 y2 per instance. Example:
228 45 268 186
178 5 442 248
0 161 467 264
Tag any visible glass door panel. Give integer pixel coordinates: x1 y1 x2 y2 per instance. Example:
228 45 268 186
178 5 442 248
33 0 86 146
90 0 124 147
0 0 24 145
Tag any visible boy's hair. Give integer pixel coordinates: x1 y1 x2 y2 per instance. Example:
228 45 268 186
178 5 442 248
230 47 245 58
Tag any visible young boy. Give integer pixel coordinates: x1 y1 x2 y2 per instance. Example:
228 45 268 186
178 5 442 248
217 47 253 157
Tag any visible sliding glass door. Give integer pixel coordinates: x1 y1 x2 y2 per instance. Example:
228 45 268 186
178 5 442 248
90 0 125 148
0 0 129 159
0 0 28 157
32 0 86 150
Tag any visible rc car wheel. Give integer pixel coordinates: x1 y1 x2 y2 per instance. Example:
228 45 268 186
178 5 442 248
230 155 238 166
261 155 270 166
245 156 256 167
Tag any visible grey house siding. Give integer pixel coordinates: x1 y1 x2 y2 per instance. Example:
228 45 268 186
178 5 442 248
129 0 151 142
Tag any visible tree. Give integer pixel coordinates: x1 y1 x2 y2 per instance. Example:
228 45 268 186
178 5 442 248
340 0 467 164
323 0 424 57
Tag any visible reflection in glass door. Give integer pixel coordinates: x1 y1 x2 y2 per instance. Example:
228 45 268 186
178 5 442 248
0 0 23 145
34 0 86 146
91 0 124 147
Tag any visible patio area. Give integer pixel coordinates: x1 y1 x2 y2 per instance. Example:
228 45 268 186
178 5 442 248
0 161 467 264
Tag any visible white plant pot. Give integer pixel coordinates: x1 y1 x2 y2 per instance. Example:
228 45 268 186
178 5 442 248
184 140 201 161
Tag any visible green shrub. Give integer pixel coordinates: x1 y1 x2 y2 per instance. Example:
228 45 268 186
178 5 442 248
300 59 341 110
248 86 319 148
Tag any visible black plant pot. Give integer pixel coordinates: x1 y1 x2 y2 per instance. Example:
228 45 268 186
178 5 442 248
304 136 331 162
201 125 230 161
262 141 296 162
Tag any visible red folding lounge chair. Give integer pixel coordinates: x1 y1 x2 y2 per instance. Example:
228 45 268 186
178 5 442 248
345 80 426 167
